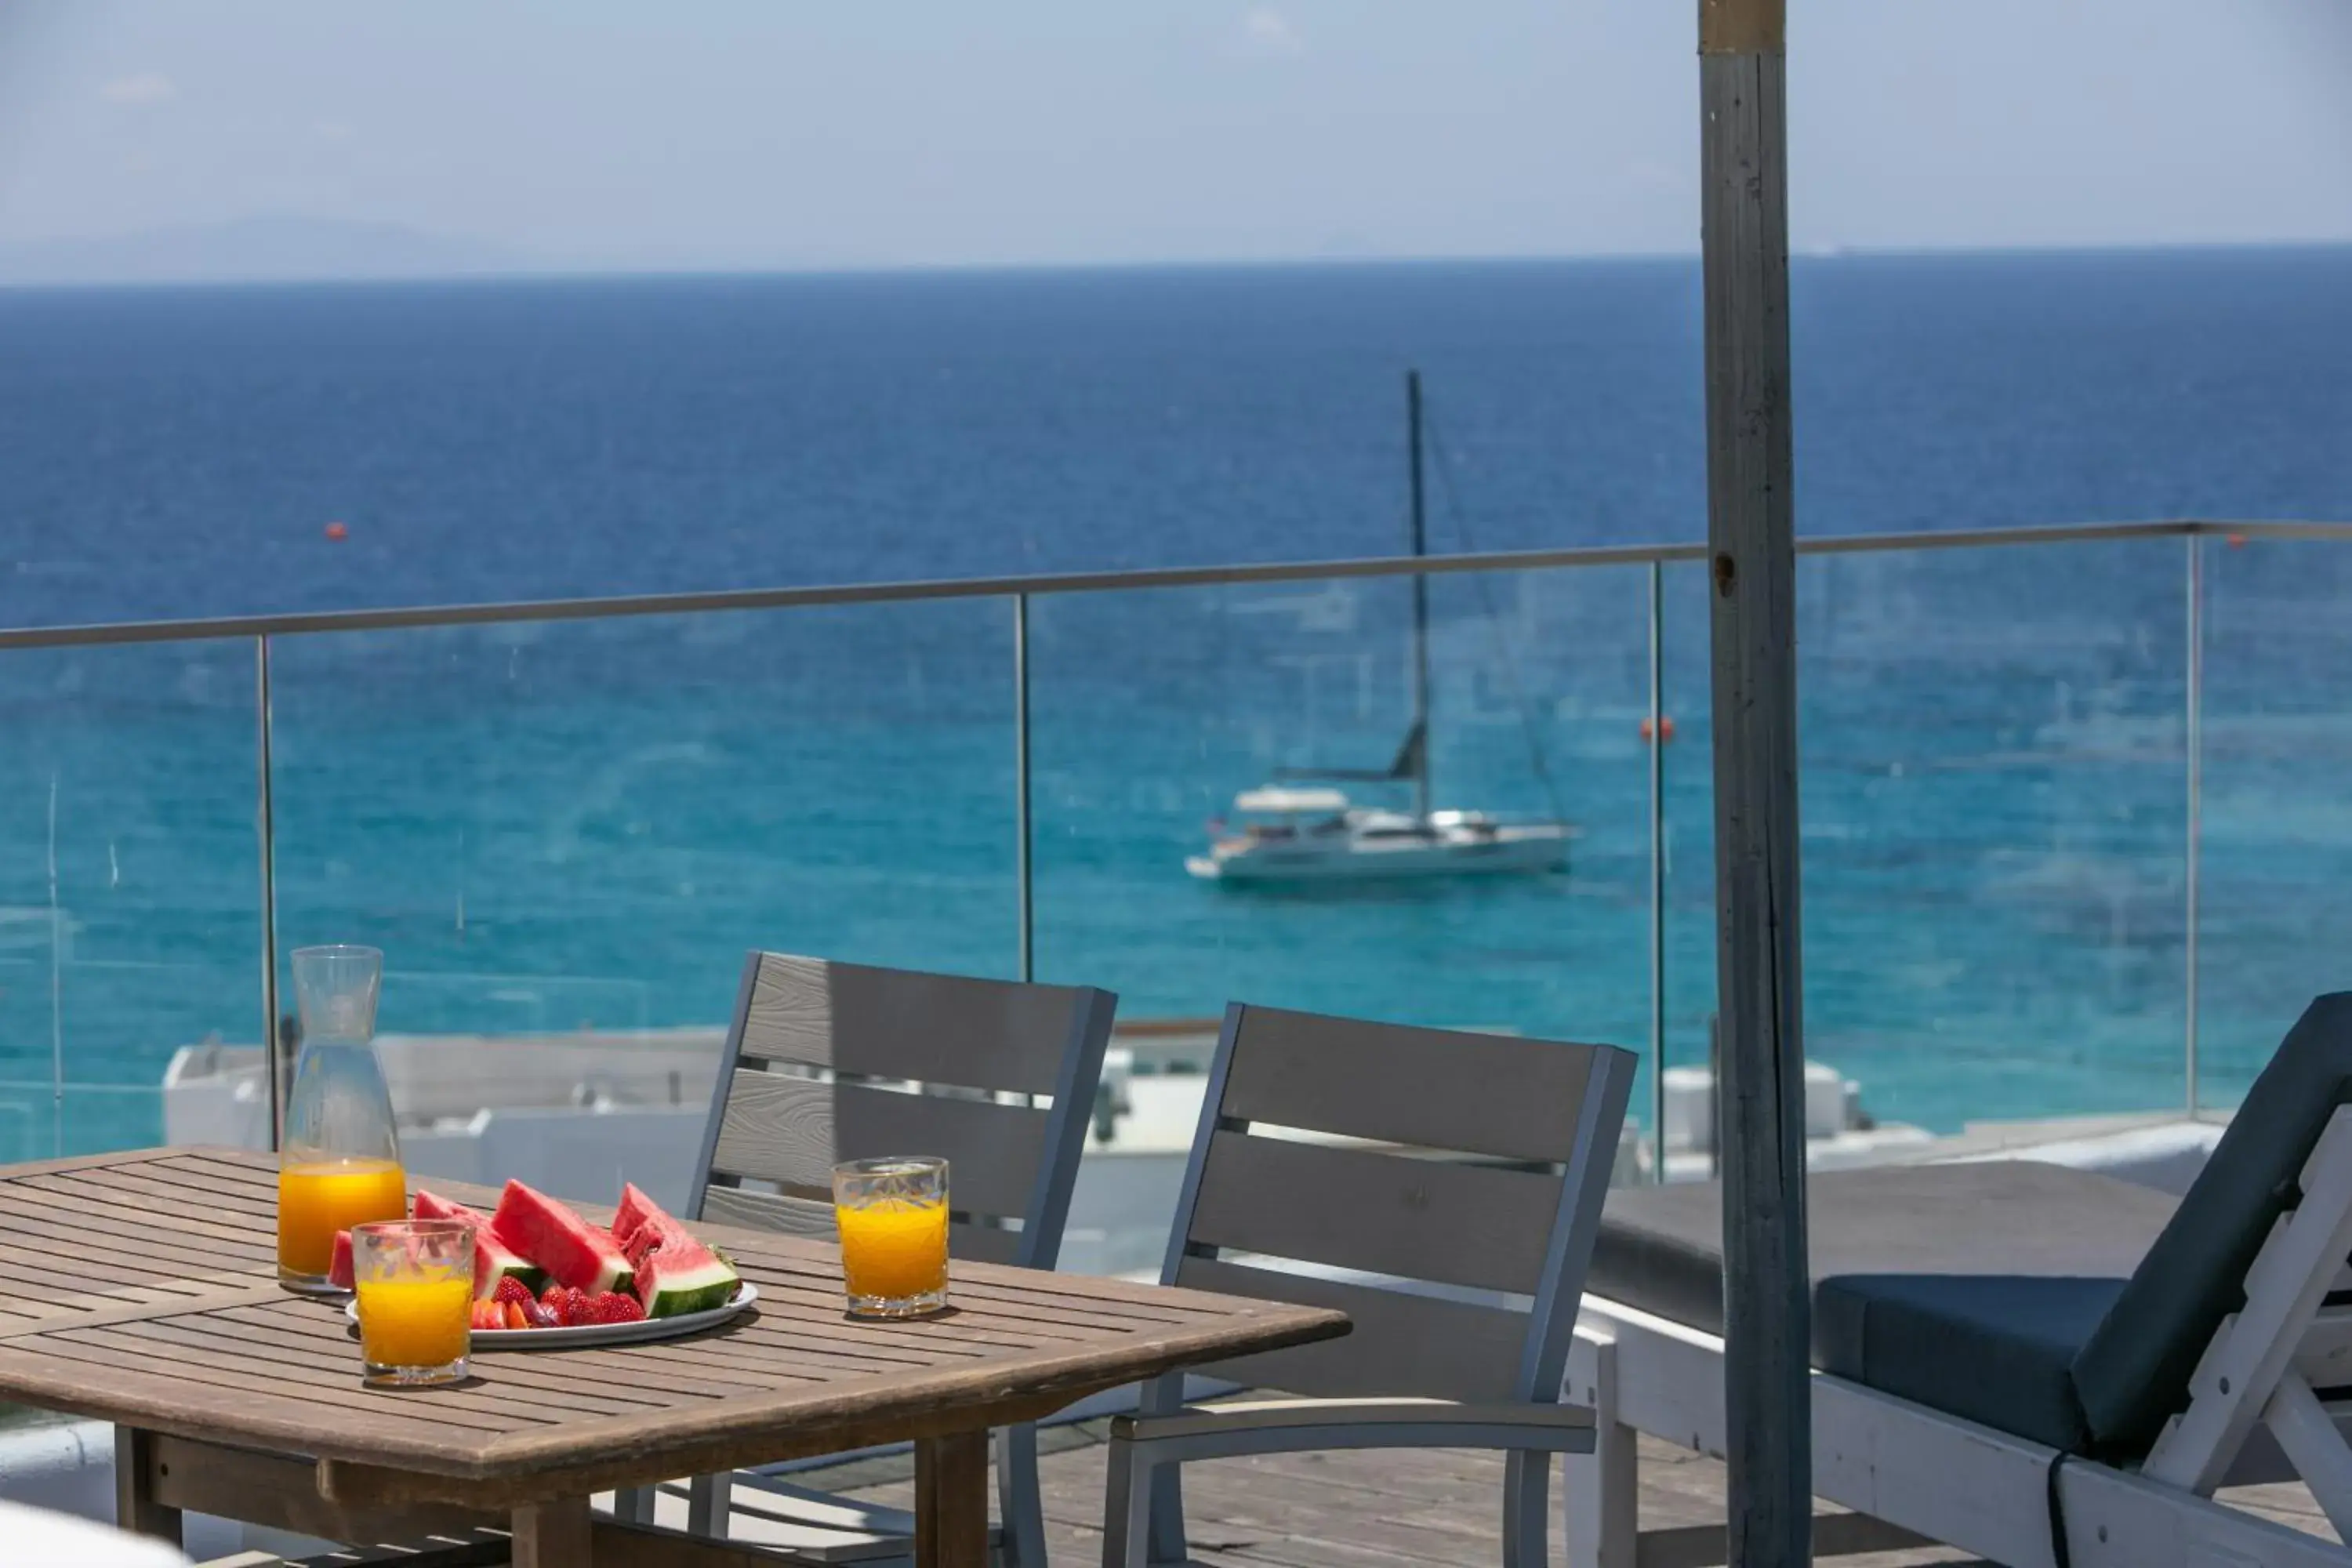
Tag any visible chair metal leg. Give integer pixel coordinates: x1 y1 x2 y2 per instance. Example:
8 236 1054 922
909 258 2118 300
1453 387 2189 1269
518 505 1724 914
998 1422 1047 1568
612 1484 655 1525
687 1469 732 1536
1503 1449 1550 1568
1145 1453 1188 1565
1128 1371 1190 1565
1100 1436 1152 1568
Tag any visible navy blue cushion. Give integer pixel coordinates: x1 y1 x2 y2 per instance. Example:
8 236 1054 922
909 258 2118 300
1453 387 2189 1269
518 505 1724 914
1595 1160 2175 1453
1816 1273 2125 1453
2073 993 2352 1450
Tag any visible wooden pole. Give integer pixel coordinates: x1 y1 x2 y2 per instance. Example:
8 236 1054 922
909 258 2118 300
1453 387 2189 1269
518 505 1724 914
1699 1 1809 1565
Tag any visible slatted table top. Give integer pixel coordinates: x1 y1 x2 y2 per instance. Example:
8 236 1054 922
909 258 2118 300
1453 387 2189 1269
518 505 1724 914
0 1147 1346 1505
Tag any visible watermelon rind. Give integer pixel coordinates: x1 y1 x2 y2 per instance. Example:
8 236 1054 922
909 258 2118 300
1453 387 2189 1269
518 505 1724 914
489 1180 635 1295
638 1245 741 1319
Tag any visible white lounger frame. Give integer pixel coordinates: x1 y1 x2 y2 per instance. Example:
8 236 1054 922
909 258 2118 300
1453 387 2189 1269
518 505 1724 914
1565 1104 2352 1568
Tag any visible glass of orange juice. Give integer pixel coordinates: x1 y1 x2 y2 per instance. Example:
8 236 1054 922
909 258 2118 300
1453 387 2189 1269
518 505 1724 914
352 1220 474 1386
833 1156 949 1318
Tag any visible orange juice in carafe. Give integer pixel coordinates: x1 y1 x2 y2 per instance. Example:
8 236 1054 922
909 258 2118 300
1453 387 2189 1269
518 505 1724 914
278 946 404 1290
278 1157 408 1278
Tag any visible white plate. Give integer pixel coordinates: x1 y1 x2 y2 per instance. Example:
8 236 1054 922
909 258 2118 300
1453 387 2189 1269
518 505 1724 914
346 1283 758 1351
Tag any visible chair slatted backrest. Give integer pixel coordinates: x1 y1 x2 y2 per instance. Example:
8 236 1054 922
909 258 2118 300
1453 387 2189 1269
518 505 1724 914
690 951 1118 1269
1163 1003 1637 1403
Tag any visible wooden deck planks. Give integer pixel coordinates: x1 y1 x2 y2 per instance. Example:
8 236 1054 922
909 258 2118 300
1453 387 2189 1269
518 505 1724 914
0 1145 1345 1504
808 1420 2005 1567
772 1410 2340 1566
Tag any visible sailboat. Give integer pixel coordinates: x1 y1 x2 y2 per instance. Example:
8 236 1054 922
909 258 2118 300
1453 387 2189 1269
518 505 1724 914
1186 372 1576 884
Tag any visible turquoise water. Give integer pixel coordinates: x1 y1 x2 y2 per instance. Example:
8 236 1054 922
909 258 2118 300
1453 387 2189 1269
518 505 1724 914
2 252 2350 1156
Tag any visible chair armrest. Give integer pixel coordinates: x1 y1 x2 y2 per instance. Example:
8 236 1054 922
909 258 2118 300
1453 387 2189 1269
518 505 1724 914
1112 1397 1596 1459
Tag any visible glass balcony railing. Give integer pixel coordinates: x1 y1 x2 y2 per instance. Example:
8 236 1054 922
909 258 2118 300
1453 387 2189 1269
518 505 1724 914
0 520 2343 1206
0 637 262 1160
1787 536 2190 1132
2196 532 2352 1113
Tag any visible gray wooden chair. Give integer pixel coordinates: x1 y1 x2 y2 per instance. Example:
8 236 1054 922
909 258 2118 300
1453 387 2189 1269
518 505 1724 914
1100 1002 1636 1568
623 949 1117 1568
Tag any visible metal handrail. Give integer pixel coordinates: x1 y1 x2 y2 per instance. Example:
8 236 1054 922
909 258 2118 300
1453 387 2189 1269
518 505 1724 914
4 517 2347 653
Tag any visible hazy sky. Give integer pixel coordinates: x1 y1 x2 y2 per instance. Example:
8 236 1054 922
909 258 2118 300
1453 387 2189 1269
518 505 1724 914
2 1 2348 271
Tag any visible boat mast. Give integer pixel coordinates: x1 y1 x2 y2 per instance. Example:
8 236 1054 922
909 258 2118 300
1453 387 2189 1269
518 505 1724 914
1406 369 1432 821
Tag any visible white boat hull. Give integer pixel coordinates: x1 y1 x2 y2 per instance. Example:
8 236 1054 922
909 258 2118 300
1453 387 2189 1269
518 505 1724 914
1188 824 1571 884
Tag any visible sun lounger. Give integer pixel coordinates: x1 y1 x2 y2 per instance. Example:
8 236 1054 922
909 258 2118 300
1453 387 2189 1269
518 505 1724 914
1566 992 2352 1567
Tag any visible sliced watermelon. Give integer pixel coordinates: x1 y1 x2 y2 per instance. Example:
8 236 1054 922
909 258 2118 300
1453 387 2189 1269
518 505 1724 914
489 1180 635 1294
621 1211 698 1270
412 1189 487 1223
328 1229 355 1292
609 1187 740 1318
413 1187 546 1297
635 1236 740 1319
610 1181 664 1248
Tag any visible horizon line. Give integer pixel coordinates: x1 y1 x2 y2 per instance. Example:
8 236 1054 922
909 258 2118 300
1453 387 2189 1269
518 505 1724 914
2 236 2348 294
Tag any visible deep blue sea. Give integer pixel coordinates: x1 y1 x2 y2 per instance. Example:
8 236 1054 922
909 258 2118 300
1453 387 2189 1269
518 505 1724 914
3 249 2350 1159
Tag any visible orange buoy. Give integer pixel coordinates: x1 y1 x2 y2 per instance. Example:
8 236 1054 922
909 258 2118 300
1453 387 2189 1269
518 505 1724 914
324 521 349 541
2226 532 2247 550
1639 715 1679 744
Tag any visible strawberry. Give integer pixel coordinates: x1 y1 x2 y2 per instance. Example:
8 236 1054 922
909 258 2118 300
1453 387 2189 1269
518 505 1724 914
583 1290 646 1325
503 1300 528 1330
469 1299 505 1332
492 1276 535 1308
544 1284 588 1326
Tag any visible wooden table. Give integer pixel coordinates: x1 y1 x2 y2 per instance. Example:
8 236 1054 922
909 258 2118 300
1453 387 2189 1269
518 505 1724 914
0 1148 1347 1566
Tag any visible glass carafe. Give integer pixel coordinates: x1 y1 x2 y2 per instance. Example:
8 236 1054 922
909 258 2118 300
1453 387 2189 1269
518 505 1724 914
277 945 406 1292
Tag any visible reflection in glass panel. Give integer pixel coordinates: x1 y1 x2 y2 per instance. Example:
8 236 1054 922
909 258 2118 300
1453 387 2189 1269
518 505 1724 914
0 640 263 1156
1666 539 2188 1152
263 600 1016 1204
2197 534 2352 1112
1029 564 1653 1265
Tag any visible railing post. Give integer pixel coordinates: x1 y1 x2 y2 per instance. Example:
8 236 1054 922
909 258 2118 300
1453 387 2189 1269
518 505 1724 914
46 775 64 1156
1700 0 1809 1563
1649 560 1668 1182
256 633 283 1151
1014 593 1035 985
2185 531 2204 1117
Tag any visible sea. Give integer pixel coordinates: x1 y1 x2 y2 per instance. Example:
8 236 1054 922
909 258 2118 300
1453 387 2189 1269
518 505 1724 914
3 248 2350 1160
